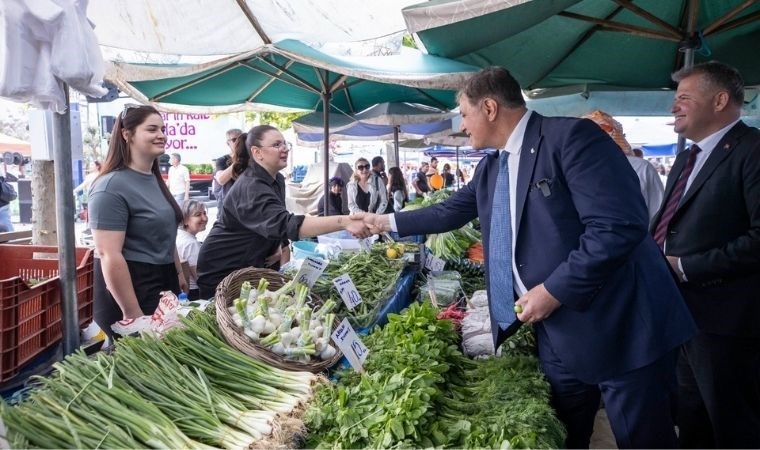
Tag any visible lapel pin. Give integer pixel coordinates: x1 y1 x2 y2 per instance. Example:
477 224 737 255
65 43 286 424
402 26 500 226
530 148 535 154
724 143 730 150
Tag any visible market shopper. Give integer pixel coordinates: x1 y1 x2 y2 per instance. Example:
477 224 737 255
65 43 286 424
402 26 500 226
346 157 388 214
317 176 345 216
212 128 243 209
411 161 430 197
89 104 187 340
387 166 408 212
582 110 663 225
363 66 695 449
196 125 370 299
167 152 190 204
176 199 208 300
651 61 760 448
442 163 455 188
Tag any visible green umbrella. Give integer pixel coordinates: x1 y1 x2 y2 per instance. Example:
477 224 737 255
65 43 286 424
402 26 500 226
108 39 478 212
404 0 760 151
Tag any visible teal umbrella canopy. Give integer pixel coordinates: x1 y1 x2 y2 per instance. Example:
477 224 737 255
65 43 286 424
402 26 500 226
109 39 478 113
403 0 760 91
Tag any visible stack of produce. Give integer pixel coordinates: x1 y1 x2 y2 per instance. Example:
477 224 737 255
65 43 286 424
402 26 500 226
403 190 482 260
311 251 404 329
2 311 318 449
443 257 486 296
304 302 564 449
230 278 338 361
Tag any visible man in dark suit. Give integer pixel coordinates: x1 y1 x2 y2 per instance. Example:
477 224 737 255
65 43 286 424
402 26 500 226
651 61 760 448
364 67 696 448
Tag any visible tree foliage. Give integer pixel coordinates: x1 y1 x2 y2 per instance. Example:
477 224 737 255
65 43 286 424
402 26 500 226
244 111 306 131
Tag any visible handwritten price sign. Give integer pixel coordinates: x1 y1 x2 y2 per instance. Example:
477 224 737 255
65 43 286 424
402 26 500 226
332 318 369 372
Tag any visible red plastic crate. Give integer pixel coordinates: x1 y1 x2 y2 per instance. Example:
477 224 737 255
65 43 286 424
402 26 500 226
0 244 94 383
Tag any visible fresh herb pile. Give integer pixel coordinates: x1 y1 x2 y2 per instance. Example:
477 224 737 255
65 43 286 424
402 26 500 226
1 311 318 449
304 302 564 449
311 251 404 329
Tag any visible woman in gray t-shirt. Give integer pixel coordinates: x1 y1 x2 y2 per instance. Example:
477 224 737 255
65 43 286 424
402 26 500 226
88 105 185 339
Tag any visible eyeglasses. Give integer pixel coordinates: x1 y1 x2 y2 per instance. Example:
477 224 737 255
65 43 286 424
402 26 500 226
121 103 142 120
356 164 370 171
262 141 292 151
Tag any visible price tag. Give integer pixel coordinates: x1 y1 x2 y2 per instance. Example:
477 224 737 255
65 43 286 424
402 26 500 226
332 318 369 372
292 256 328 288
358 238 372 252
333 274 363 310
424 248 446 272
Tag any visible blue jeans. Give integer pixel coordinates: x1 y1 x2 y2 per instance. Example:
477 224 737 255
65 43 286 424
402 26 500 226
0 204 13 232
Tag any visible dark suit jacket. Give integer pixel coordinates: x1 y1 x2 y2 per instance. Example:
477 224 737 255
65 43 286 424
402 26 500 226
397 112 696 383
651 121 760 338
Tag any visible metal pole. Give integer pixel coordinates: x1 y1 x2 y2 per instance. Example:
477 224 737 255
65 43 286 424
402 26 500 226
322 93 331 215
677 0 699 154
53 85 80 354
456 146 460 189
393 126 400 168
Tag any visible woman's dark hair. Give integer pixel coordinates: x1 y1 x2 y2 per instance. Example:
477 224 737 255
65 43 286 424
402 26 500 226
231 124 278 178
388 166 408 202
100 104 182 224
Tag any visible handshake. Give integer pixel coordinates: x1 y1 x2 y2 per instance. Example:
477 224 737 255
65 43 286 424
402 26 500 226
343 212 391 239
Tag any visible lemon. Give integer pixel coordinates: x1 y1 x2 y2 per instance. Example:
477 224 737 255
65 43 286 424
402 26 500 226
395 243 406 255
386 248 399 259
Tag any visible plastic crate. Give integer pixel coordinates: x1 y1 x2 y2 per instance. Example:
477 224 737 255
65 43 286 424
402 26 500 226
0 244 94 383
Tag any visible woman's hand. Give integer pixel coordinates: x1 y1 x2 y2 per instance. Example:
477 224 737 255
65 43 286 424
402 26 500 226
178 272 189 294
345 213 372 238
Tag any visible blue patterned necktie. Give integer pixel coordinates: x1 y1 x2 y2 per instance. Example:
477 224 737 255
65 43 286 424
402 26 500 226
489 151 517 336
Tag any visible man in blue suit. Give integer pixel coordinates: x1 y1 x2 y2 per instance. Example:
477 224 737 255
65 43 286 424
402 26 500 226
365 67 696 448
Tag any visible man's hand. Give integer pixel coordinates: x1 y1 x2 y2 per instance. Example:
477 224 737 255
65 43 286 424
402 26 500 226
345 213 372 238
666 256 686 282
363 213 390 234
515 284 561 324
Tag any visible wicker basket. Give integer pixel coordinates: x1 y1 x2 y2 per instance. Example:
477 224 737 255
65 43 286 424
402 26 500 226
215 267 343 373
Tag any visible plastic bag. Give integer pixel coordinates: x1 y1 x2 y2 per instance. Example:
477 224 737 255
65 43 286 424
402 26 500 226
111 291 182 337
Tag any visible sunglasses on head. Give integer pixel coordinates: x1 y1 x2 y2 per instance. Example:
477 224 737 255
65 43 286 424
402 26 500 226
121 103 142 120
356 164 370 170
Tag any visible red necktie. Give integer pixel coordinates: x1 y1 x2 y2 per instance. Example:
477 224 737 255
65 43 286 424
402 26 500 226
653 145 702 248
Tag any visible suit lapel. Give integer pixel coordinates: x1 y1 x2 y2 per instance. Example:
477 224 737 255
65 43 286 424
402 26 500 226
515 113 542 239
678 121 748 208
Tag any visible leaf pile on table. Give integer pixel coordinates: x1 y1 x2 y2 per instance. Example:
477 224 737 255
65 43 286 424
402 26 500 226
304 302 565 449
311 251 405 329
1 311 320 449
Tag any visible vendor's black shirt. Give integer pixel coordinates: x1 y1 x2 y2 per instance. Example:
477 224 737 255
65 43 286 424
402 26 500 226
197 161 304 296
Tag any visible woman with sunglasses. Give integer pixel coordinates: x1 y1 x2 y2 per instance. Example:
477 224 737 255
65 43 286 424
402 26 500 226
346 157 388 215
196 125 370 298
88 104 187 340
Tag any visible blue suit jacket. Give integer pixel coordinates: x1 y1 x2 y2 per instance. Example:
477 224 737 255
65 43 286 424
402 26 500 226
397 112 696 383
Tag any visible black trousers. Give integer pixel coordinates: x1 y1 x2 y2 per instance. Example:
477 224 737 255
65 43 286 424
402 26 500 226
94 258 179 340
677 331 760 448
537 325 679 449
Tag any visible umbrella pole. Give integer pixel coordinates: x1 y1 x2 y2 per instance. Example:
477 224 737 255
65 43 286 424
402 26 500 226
394 126 400 168
322 93 331 216
53 84 80 354
456 146 460 189
676 0 699 154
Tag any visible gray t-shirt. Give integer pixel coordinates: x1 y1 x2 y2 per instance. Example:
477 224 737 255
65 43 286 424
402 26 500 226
89 169 178 264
